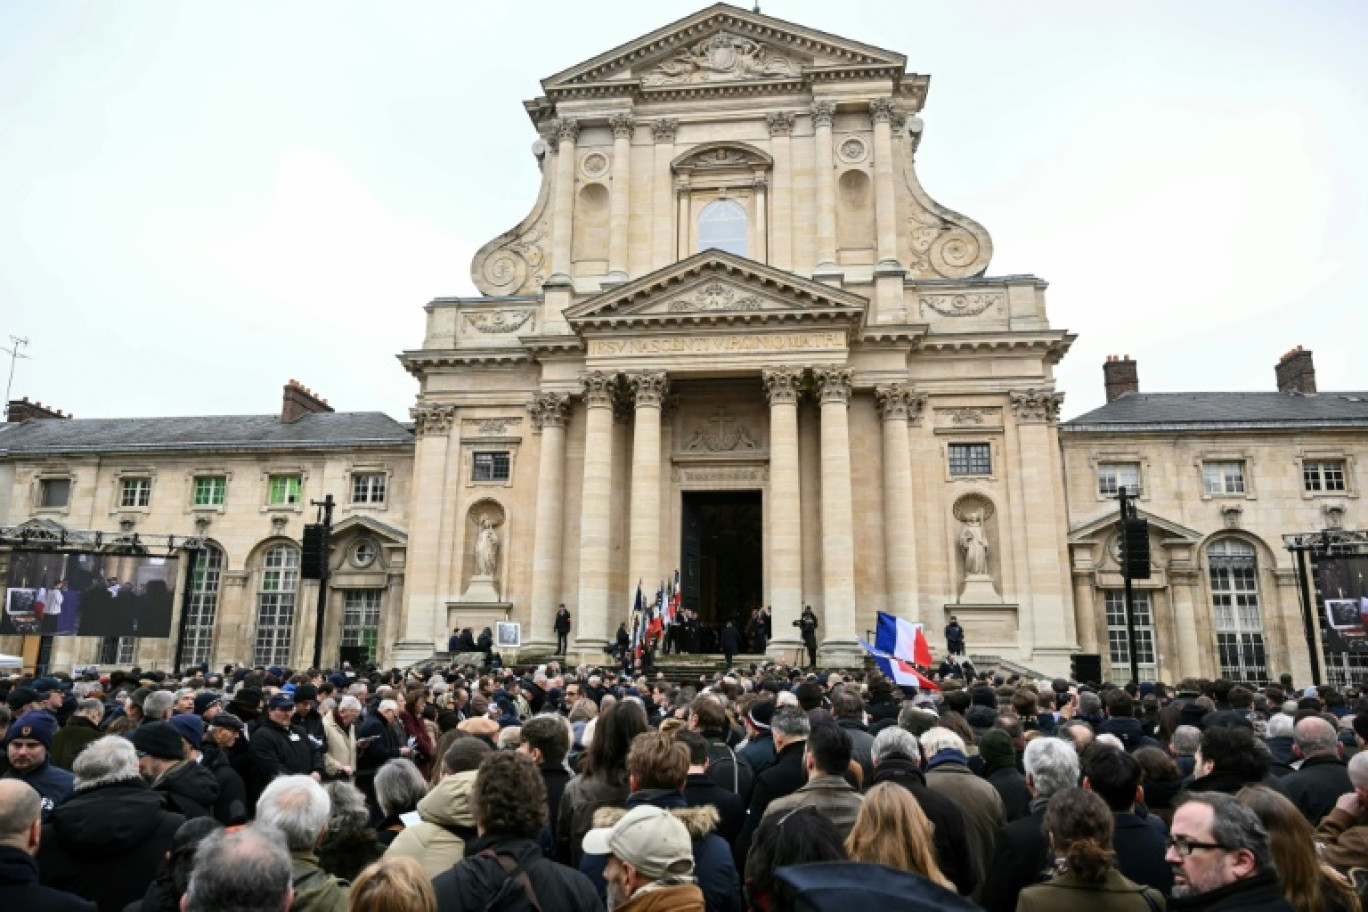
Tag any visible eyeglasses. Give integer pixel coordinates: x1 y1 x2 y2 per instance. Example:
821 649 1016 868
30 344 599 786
1166 836 1230 857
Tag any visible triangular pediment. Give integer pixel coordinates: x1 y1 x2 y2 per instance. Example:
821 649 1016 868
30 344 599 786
542 3 906 91
564 250 867 330
1068 508 1203 544
331 515 408 545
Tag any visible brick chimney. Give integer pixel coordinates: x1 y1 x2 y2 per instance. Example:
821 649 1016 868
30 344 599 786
1103 355 1139 402
281 380 334 423
1275 346 1316 394
7 397 72 423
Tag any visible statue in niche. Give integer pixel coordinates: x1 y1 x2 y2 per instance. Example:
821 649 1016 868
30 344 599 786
475 517 500 576
960 511 989 577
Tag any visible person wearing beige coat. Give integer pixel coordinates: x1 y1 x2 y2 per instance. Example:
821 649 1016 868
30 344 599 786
322 698 360 780
384 739 489 878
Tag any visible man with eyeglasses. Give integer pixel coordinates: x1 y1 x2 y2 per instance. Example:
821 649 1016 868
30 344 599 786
1165 792 1293 910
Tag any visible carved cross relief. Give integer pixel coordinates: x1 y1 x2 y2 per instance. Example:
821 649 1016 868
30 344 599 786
682 406 762 453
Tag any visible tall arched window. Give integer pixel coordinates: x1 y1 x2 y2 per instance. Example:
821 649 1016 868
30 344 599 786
183 544 223 667
698 199 748 258
254 545 299 668
1208 538 1268 682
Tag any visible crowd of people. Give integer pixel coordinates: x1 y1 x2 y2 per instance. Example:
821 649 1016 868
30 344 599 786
1 658 1366 912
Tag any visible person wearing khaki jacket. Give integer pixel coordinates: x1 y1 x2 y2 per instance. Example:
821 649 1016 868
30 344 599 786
385 739 488 878
1314 751 1368 876
760 722 863 842
322 697 360 781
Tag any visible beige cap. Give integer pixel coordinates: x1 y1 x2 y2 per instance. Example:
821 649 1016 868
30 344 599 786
581 805 694 880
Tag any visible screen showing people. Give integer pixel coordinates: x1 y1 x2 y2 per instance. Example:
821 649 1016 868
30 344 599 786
1316 554 1368 652
2 550 179 637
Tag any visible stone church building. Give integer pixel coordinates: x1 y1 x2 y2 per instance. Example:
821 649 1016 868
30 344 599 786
2 5 1363 684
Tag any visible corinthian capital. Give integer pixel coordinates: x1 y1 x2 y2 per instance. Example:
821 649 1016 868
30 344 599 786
581 371 619 409
812 366 853 405
410 404 457 437
627 371 669 408
810 101 835 129
875 384 928 423
610 113 636 139
652 118 678 143
527 392 571 430
556 118 581 145
766 111 796 136
762 367 804 406
868 98 896 124
1009 388 1065 424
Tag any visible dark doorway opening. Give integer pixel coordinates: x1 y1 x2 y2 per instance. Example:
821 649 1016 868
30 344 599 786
681 490 763 636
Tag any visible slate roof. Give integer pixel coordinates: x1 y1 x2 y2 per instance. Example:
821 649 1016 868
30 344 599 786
1063 391 1368 431
0 412 414 455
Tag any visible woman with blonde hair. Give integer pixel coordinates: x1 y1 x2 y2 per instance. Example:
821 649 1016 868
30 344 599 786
348 855 436 912
844 782 954 891
1237 785 1360 912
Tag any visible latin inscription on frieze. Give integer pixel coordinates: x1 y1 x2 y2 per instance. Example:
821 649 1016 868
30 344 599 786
588 331 845 358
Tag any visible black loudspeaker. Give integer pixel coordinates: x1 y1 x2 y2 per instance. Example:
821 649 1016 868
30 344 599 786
301 524 328 579
1122 517 1151 579
338 646 367 667
1071 653 1103 686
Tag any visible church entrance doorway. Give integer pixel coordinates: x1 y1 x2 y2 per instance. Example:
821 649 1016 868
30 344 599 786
680 490 763 646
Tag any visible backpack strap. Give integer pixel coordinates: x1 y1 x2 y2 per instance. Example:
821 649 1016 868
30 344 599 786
478 849 544 912
1139 887 1162 912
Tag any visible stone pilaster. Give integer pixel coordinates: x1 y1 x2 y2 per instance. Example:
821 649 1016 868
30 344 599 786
575 373 617 655
402 404 458 652
763 367 804 648
876 384 925 624
766 111 796 270
812 366 858 660
549 118 580 281
752 176 769 264
1169 569 1205 680
652 119 678 269
869 99 901 269
810 102 838 273
626 372 668 615
608 114 634 281
527 392 571 649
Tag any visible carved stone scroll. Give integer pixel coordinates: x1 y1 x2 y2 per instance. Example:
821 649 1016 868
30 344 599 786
1009 389 1065 424
918 294 1001 319
411 405 457 437
641 32 801 86
666 282 762 313
464 311 535 334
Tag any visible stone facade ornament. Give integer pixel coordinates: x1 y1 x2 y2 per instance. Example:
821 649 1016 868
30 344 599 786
411 404 457 437
474 516 500 576
641 32 801 86
667 282 762 313
581 372 619 408
462 500 506 602
683 407 761 452
762 367 803 406
875 384 928 423
652 119 679 143
556 118 581 145
1010 389 1065 424
609 113 636 139
1323 502 1346 530
469 418 517 436
918 293 1001 318
952 495 1002 603
812 366 853 405
464 311 534 334
527 392 571 431
766 111 796 136
627 371 669 408
1221 504 1244 529
960 511 989 576
868 98 896 124
810 101 835 128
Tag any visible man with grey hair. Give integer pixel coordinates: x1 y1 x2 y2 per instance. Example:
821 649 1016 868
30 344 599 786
36 736 183 911
868 726 976 896
49 699 103 772
0 779 95 910
1280 715 1350 826
185 825 293 912
923 726 1004 902
1170 724 1203 778
255 774 349 912
735 704 810 870
981 736 1080 912
140 690 175 724
322 695 361 781
1166 791 1292 909
1314 749 1368 877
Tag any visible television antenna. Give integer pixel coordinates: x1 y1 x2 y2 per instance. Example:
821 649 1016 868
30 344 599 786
2 335 30 405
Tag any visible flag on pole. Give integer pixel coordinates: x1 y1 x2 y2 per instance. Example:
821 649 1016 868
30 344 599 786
648 583 664 645
630 581 644 655
875 611 932 668
671 568 681 622
859 638 940 690
913 626 933 668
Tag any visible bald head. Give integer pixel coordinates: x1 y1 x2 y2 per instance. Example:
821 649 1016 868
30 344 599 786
0 779 42 852
1348 750 1368 791
1293 716 1340 759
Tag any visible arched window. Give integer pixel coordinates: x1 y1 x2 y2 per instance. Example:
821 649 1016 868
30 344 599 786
698 199 748 257
1208 538 1268 682
254 545 299 668
183 545 224 667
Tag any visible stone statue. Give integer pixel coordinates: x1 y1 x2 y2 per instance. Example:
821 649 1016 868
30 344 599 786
475 517 499 576
960 511 989 576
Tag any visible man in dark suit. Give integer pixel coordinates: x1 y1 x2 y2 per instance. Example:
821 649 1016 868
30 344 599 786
554 604 572 655
1083 745 1171 895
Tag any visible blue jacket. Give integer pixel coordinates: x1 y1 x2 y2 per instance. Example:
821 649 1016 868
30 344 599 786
1 762 74 821
0 845 94 912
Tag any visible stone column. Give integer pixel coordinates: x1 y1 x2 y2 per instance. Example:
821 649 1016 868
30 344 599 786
811 102 838 272
752 176 769 264
607 114 634 281
675 178 692 261
764 367 804 649
766 112 796 270
549 118 580 282
812 366 858 659
575 373 618 654
652 119 678 269
1071 567 1100 655
526 392 570 649
876 384 925 623
626 372 668 613
398 404 457 661
869 99 901 269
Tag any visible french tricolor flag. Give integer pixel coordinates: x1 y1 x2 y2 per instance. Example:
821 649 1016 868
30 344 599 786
863 611 937 690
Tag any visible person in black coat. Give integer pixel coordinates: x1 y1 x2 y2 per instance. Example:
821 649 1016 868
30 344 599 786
246 694 324 807
678 730 746 844
1083 745 1172 895
1279 716 1352 826
720 621 743 668
734 706 810 872
37 737 185 912
0 780 95 912
355 699 411 811
796 607 819 668
555 605 572 655
199 714 248 825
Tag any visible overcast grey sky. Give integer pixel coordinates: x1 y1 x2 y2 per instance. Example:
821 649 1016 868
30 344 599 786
2 1 1365 422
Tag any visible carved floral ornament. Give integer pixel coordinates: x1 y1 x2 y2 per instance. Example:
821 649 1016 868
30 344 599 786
627 371 670 408
1009 389 1065 424
580 151 610 179
918 293 1001 318
766 111 796 136
464 310 534 334
667 281 763 313
836 135 868 164
610 113 636 139
810 101 835 128
652 119 679 143
812 366 853 405
465 417 520 436
411 404 457 437
938 407 999 426
641 32 801 86
762 367 803 406
581 371 620 409
875 384 928 423
527 392 571 430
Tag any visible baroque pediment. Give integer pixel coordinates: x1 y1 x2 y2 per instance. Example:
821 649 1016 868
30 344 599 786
1068 509 1203 544
564 249 866 330
540 4 907 92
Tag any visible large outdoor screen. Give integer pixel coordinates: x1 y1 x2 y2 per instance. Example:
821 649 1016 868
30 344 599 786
2 550 179 638
1315 554 1368 653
